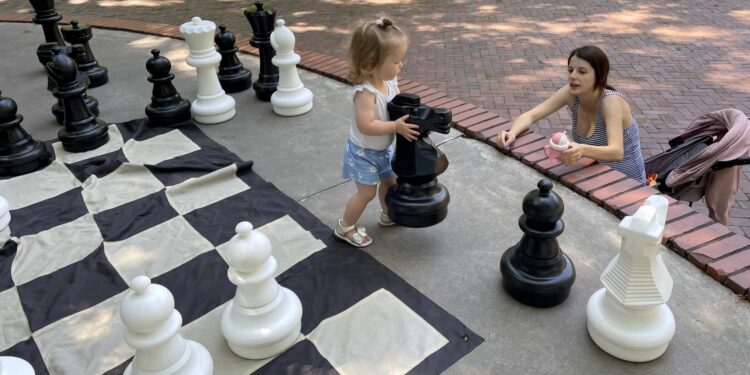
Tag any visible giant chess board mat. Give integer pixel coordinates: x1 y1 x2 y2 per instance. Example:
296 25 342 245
0 118 482 374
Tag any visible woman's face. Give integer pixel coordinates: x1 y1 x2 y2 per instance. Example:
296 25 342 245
568 56 596 96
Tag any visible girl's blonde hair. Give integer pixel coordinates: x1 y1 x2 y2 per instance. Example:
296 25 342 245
347 16 407 84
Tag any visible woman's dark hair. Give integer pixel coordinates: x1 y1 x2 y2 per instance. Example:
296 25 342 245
568 46 614 91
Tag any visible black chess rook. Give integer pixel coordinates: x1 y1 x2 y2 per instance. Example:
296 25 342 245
60 20 109 87
145 49 191 127
29 0 66 65
0 91 52 176
245 2 279 101
385 93 452 228
46 47 108 152
500 179 576 307
215 25 252 93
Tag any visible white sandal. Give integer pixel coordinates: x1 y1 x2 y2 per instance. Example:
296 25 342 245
379 210 396 226
335 219 373 248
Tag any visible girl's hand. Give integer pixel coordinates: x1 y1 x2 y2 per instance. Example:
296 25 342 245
497 130 516 150
560 142 585 165
395 114 420 141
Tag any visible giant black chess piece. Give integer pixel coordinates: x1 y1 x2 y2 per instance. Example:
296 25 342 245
145 49 191 127
49 46 99 125
500 179 576 307
29 0 66 65
0 91 52 176
385 93 452 227
60 20 109 88
47 47 109 152
215 25 253 93
245 2 279 101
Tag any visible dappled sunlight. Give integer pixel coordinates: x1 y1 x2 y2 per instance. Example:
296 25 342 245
98 0 183 7
68 0 90 4
321 0 411 4
70 306 118 342
728 9 750 24
292 11 316 17
518 36 551 46
124 37 188 72
289 24 327 33
110 245 157 269
706 68 750 94
478 5 497 13
651 25 731 44
587 8 677 34
127 35 169 49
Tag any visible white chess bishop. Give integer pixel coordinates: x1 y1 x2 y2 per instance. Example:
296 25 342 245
0 195 10 231
221 221 303 359
180 16 236 124
586 195 675 362
270 19 313 116
0 355 34 375
120 276 213 374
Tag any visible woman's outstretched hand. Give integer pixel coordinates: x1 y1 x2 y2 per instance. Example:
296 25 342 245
497 130 516 150
560 142 584 165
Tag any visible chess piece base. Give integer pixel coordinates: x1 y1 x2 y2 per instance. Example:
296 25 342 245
124 340 213 375
191 95 236 125
253 80 278 102
219 69 253 93
79 64 109 88
271 87 313 116
59 120 109 153
386 180 450 228
222 288 303 359
500 247 576 307
0 356 35 375
146 101 192 127
0 143 52 177
586 288 675 362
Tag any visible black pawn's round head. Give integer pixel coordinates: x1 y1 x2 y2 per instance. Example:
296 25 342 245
522 179 564 226
146 49 172 78
0 91 19 124
71 20 79 29
215 25 236 49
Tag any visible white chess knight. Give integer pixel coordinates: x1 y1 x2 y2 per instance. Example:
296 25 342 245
0 355 34 375
221 221 303 359
0 195 10 231
120 276 213 374
270 19 313 116
586 195 675 362
180 16 236 124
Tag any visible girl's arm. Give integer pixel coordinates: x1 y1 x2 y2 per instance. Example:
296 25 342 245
354 90 419 140
498 85 572 147
561 96 626 163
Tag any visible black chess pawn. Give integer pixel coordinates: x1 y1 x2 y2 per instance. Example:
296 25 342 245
60 20 109 88
244 2 279 101
385 93 452 227
145 49 191 127
46 47 108 152
500 179 576 307
49 46 99 125
29 0 66 65
215 25 252 93
0 91 52 176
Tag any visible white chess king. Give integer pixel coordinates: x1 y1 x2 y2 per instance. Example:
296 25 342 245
0 355 34 375
120 276 213 374
586 195 676 362
180 16 236 124
270 19 313 116
221 221 303 359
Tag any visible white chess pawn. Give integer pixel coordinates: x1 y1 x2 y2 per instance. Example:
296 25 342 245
221 221 302 359
120 275 213 374
0 355 34 375
586 195 675 362
270 19 313 116
180 16 236 124
0 195 10 231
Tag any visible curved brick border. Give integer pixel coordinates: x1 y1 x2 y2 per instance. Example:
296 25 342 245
3 14 749 301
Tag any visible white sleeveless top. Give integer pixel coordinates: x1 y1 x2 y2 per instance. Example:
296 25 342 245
349 79 399 150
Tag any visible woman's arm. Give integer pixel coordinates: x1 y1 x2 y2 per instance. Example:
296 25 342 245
498 85 572 148
560 96 625 163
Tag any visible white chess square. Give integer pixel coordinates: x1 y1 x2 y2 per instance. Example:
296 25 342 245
0 161 80 209
81 163 165 214
33 292 131 375
165 163 250 215
52 125 124 164
122 129 201 166
215 215 325 277
0 287 32 352
13 214 103 285
307 288 449 375
104 215 214 281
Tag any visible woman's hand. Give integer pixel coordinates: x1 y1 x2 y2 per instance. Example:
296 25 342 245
560 142 585 165
497 130 516 150
394 114 420 141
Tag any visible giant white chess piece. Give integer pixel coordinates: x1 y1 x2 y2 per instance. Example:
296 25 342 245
120 275 213 374
0 355 34 375
0 195 10 231
270 19 313 116
180 16 236 124
221 221 302 359
586 195 675 362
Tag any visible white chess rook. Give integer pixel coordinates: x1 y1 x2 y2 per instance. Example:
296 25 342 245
0 355 34 375
270 19 313 116
0 195 10 231
586 195 675 362
180 16 236 124
222 221 303 359
120 276 213 375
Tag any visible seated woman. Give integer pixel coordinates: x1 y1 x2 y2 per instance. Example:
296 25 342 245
498 45 647 185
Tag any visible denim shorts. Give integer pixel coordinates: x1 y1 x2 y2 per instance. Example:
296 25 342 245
342 139 395 185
